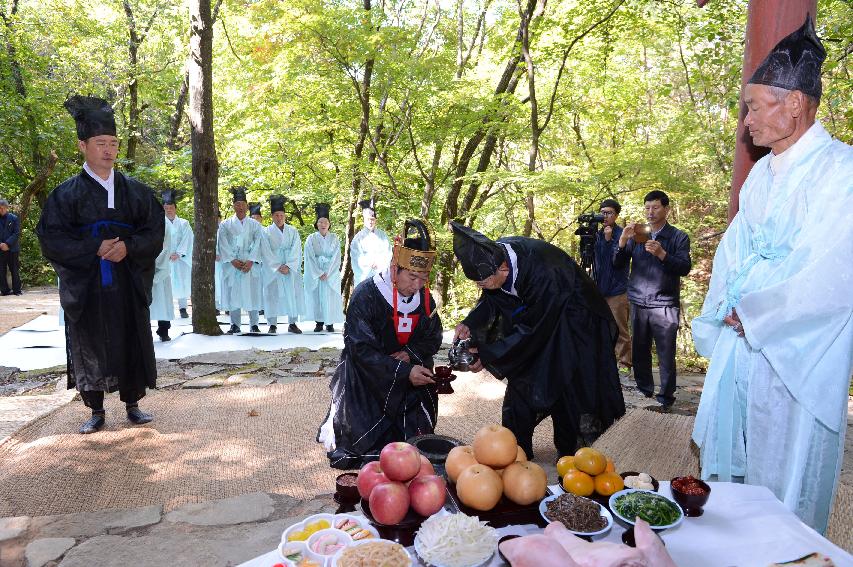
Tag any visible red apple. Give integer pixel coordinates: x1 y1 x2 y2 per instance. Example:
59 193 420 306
369 481 410 525
357 461 389 500
408 455 435 484
408 475 446 517
379 442 421 482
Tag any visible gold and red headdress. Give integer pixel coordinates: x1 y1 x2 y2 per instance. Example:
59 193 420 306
390 219 437 320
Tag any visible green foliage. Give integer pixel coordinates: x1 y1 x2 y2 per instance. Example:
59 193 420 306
1 0 851 368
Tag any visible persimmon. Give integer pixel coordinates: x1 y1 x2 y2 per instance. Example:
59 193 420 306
594 472 624 496
556 455 577 477
562 469 595 497
574 447 607 476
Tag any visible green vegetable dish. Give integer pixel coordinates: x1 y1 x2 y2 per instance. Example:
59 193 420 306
612 492 682 526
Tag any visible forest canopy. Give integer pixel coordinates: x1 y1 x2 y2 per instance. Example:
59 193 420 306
1 0 851 366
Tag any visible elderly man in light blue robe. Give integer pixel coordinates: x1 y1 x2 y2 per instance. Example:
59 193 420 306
304 203 344 332
151 215 175 341
350 198 391 284
217 187 266 334
262 195 305 334
692 17 853 534
163 192 193 318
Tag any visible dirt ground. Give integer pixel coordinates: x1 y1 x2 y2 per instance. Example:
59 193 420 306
0 286 60 336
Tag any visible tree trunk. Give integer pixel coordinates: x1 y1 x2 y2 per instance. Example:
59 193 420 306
122 0 142 170
188 0 221 335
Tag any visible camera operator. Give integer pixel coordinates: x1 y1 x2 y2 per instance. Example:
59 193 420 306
614 191 691 411
450 221 625 460
594 199 631 377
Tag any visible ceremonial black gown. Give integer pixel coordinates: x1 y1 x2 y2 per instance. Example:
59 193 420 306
321 276 443 469
37 170 164 402
463 237 625 457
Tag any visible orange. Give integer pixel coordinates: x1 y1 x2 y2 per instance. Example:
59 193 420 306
562 470 594 497
574 447 607 476
594 471 624 496
605 458 616 473
556 456 577 477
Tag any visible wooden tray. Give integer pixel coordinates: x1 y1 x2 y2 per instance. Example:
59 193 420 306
445 482 552 529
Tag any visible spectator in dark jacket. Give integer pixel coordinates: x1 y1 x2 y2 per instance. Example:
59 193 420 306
0 199 21 296
614 190 691 409
594 199 631 374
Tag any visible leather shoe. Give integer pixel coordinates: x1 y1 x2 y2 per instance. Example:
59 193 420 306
325 324 334 332
268 325 277 334
288 324 302 334
314 322 324 332
156 331 171 342
250 325 262 333
79 414 106 434
227 324 240 334
127 406 153 424
179 308 189 318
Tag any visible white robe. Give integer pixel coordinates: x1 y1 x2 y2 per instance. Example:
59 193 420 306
350 227 392 284
692 121 853 533
262 223 305 320
303 231 344 324
166 216 193 300
150 227 175 321
216 215 266 312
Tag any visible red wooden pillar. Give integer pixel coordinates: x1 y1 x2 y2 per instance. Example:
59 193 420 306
727 0 817 221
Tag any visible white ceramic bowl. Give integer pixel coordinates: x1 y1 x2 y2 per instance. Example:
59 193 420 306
278 539 325 566
538 493 613 537
282 513 337 545
307 528 353 558
413 531 495 567
331 538 413 567
608 489 684 530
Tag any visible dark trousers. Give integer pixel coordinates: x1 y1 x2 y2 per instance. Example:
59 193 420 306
502 381 579 460
157 321 171 334
0 250 20 294
80 389 142 411
631 304 679 406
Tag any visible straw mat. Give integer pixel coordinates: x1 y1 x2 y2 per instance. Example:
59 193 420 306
0 372 560 517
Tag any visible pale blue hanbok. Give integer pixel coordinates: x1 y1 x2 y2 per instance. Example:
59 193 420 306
349 226 392 284
166 216 193 306
303 231 344 324
217 215 266 313
262 223 305 323
692 122 853 533
150 227 175 321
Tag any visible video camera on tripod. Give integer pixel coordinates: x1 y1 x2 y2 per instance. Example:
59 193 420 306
574 212 605 275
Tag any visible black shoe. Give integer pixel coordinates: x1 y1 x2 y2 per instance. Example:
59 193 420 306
268 325 277 334
127 406 153 424
325 325 334 332
215 309 221 315
13 291 22 296
288 323 302 334
0 291 10 296
227 324 240 334
156 331 171 342
180 308 189 318
647 403 673 414
314 322 324 332
259 310 265 316
79 414 105 434
250 325 262 333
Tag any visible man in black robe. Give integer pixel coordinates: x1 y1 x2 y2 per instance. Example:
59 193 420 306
37 95 164 434
318 219 443 469
451 221 625 459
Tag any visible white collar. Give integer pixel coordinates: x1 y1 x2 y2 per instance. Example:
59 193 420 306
373 269 421 314
499 242 519 297
83 163 115 208
769 121 826 177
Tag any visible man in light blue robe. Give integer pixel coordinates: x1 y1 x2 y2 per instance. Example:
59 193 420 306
150 206 175 341
692 17 853 534
164 192 193 318
262 195 304 334
217 187 266 334
304 203 344 332
350 198 391 284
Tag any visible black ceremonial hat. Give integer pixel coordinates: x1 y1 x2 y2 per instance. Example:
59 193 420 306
230 186 248 203
358 198 376 215
63 95 117 140
161 189 183 206
270 195 286 214
748 15 826 100
314 203 331 229
450 221 507 281
249 202 262 216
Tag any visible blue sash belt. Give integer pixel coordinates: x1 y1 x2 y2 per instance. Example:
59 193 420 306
81 220 133 286
713 233 788 321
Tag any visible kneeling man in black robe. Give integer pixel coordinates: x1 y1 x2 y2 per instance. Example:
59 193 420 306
450 221 625 459
37 96 164 434
318 219 443 469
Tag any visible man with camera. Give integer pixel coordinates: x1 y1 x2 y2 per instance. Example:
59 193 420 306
451 221 625 460
614 190 691 411
593 199 631 376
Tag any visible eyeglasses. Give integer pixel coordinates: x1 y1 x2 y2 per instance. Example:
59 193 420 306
600 210 616 216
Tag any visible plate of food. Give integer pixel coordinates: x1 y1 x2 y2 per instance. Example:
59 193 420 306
332 539 413 567
539 493 613 537
608 489 684 530
413 512 499 567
